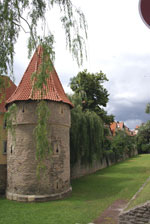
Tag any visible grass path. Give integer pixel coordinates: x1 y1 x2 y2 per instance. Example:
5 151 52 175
1 155 150 224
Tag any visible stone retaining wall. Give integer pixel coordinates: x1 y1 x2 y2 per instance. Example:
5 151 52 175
71 149 138 179
0 164 7 194
71 158 108 179
119 201 150 224
0 149 138 196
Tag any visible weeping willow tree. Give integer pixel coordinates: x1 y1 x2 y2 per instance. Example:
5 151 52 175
0 0 87 172
0 0 87 77
69 94 104 166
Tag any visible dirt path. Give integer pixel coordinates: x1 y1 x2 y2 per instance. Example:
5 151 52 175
93 199 128 224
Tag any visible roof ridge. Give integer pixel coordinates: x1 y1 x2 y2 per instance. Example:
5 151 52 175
29 47 42 100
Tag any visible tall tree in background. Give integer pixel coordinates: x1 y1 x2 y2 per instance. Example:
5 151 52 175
0 0 87 79
136 121 150 154
111 130 135 161
145 103 150 114
70 69 114 124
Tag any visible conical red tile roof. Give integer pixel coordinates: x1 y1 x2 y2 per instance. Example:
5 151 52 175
6 46 73 107
0 76 17 112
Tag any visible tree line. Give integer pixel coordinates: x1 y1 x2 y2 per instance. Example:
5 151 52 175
69 70 137 166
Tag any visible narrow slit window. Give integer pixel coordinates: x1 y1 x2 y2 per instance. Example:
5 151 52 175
60 105 64 114
11 145 13 154
3 119 7 129
3 141 7 154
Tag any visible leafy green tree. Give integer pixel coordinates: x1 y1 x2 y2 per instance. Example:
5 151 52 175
70 69 114 124
99 109 114 125
145 103 150 114
111 130 135 161
136 121 150 154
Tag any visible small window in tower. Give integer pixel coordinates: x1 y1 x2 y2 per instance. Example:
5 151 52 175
3 141 7 154
10 145 13 154
60 105 64 114
53 142 60 155
3 119 7 129
22 105 24 113
55 144 60 154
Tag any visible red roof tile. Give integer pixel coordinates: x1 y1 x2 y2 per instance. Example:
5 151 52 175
110 121 125 136
135 125 140 129
110 122 117 136
118 122 124 129
0 76 17 112
6 46 73 107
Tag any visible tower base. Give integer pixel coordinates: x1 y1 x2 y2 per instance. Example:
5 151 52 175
6 187 72 202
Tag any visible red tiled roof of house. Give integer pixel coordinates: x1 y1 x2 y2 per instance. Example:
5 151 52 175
110 122 117 136
110 121 126 136
6 46 73 108
0 76 17 112
135 125 140 129
118 122 124 129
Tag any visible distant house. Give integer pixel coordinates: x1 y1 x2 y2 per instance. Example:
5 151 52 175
0 76 16 194
0 76 16 164
133 125 140 136
110 121 132 136
110 121 125 136
117 122 124 130
110 122 117 136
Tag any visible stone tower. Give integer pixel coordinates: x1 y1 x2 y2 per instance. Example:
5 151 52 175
6 46 73 202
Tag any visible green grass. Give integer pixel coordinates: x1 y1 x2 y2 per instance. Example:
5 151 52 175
127 175 150 210
1 154 150 224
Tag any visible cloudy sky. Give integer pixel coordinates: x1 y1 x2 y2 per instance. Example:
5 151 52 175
13 0 150 129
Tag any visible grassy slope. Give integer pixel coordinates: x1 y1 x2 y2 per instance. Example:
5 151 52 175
127 175 150 210
0 155 150 224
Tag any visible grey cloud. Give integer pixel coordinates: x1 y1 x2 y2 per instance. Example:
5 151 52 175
107 96 150 129
103 53 150 129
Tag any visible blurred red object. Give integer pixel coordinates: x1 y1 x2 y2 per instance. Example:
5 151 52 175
139 0 150 28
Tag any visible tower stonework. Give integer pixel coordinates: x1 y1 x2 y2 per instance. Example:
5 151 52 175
6 47 73 202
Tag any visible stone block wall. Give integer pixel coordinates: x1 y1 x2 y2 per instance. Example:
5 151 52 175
0 164 7 194
71 158 108 179
119 202 150 224
71 149 138 179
